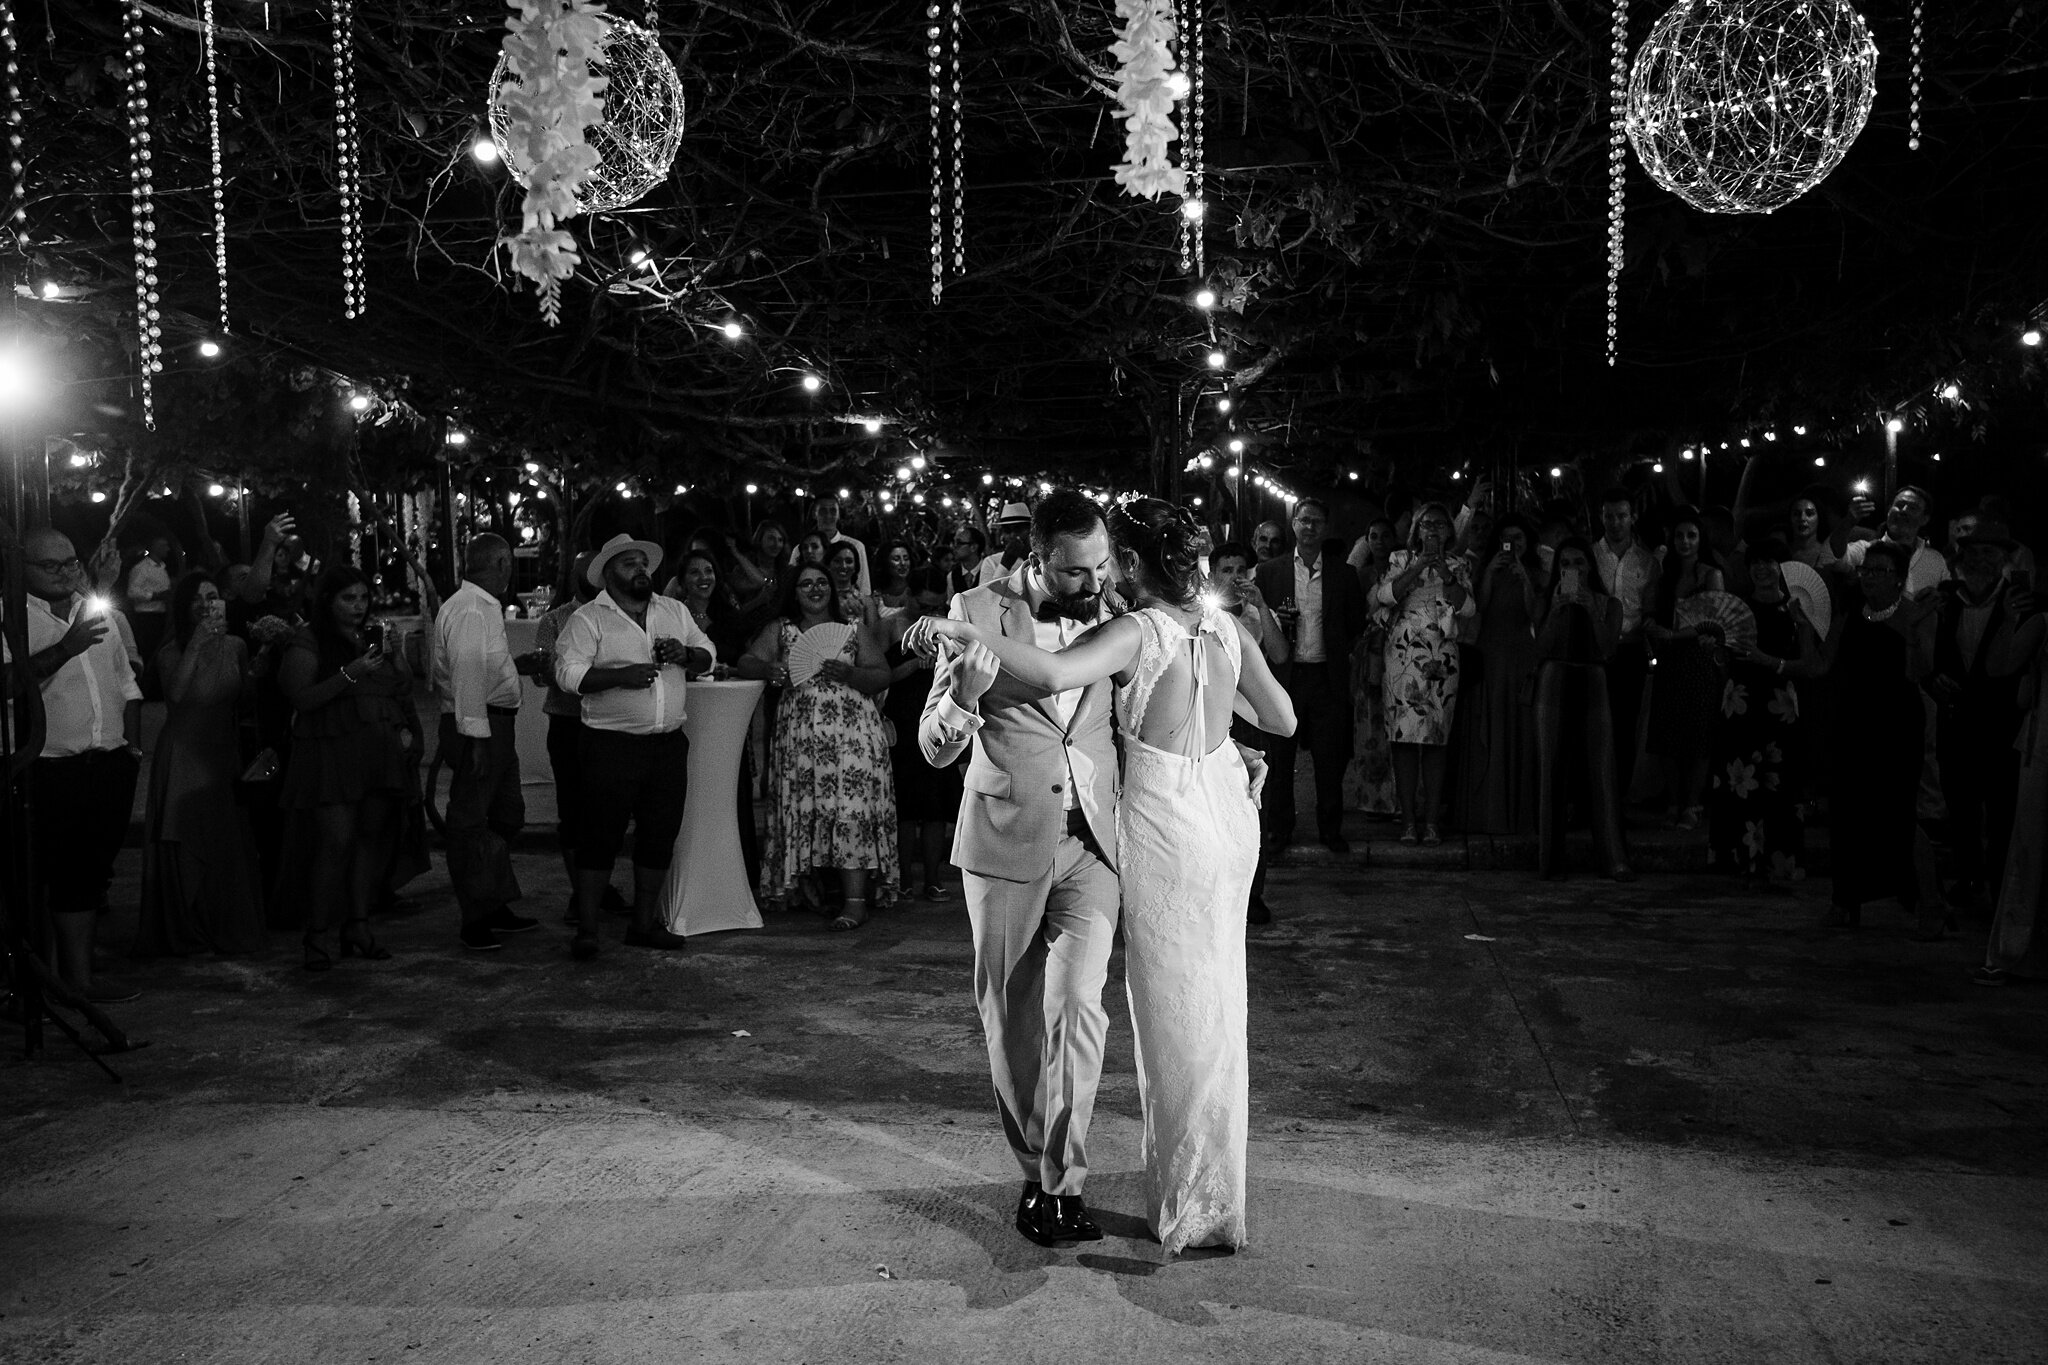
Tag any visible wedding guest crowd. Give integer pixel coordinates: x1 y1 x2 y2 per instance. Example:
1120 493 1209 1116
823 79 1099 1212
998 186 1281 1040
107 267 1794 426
5 468 2044 1007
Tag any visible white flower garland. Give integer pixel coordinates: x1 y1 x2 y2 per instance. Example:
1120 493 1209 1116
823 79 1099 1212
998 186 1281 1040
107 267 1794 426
495 0 612 325
1109 0 1186 200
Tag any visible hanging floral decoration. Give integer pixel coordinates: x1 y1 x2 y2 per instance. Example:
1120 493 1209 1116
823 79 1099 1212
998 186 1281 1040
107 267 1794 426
1109 0 1185 200
493 0 612 325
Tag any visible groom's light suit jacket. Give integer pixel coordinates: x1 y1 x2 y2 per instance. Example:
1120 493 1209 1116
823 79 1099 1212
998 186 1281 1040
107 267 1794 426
917 566 1120 881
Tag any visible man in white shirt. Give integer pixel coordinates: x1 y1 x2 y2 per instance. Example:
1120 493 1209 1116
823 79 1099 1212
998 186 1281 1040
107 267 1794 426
1253 499 1367 853
554 534 714 958
434 533 534 953
812 495 870 593
4 529 144 1003
1592 488 1660 800
976 502 1034 585
1841 485 1949 599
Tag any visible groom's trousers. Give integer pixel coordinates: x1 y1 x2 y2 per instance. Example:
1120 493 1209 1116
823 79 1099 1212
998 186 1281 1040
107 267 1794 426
963 813 1121 1198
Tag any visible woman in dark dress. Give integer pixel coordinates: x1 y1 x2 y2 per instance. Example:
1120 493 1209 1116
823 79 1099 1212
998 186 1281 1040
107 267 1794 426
1531 537 1632 881
135 573 265 956
882 583 962 899
1820 541 1933 928
277 565 424 969
1645 507 1727 829
1710 540 1820 884
1456 513 1544 834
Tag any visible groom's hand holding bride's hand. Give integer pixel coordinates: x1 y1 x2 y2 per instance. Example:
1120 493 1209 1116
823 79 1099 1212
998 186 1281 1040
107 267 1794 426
1236 741 1269 806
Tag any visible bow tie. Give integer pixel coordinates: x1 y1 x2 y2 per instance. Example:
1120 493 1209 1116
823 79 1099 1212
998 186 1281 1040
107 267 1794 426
1032 600 1071 624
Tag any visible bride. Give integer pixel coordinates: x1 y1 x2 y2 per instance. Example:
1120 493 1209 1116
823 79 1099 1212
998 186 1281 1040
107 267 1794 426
907 496 1295 1255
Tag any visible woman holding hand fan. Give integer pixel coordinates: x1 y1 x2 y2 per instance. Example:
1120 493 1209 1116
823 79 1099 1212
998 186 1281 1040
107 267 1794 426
737 563 899 926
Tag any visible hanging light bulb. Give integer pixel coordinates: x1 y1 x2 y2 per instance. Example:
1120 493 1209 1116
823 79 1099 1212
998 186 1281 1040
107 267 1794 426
90 490 107 503
446 430 468 446
1681 447 1695 460
910 454 928 470
1205 350 1226 369
1652 462 1664 474
68 451 89 467
524 460 540 473
1763 431 1777 442
800 373 822 393
471 136 500 164
2023 328 2042 347
1939 383 1960 401
1813 456 1826 467
1550 466 1564 479
1166 70 1191 100
1793 425 1808 436
207 483 225 497
838 487 851 499
862 418 882 434
1179 197 1205 222
1226 465 1241 479
1193 287 1216 309
721 320 744 340
348 393 370 411
1227 438 1245 453
614 481 628 492
792 487 807 498
981 473 994 485
744 483 759 495
897 465 913 481
1216 397 1231 413
1347 471 1359 481
1739 438 1752 448
39 281 59 300
1886 417 1904 434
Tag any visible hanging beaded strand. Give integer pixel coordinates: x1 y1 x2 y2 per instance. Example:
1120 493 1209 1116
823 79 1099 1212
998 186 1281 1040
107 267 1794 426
1605 0 1628 367
927 0 943 302
123 0 162 428
202 0 229 332
332 0 364 318
1908 1 1922 151
3 0 27 276
948 0 963 279
1190 0 1204 278
1175 0 1192 274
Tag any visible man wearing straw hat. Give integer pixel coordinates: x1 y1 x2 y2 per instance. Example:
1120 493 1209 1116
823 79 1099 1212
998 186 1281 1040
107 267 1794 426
553 534 714 960
976 502 1034 586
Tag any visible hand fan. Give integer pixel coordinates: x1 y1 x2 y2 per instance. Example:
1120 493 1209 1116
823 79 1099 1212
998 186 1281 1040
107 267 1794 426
1778 561 1832 640
1675 590 1758 653
786 621 855 687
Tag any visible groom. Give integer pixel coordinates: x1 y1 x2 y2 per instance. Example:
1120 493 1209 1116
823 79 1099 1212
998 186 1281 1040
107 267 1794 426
919 489 1121 1247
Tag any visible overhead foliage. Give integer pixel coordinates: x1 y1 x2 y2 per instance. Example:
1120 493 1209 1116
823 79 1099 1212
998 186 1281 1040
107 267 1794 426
7 0 2045 499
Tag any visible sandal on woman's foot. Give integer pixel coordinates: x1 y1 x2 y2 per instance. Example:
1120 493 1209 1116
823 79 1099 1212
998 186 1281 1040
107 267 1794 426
1421 823 1443 846
922 883 950 902
829 898 870 932
1399 824 1419 845
302 933 333 973
339 920 392 961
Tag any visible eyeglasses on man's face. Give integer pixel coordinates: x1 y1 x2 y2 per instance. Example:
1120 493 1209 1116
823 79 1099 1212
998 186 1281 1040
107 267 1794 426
25 556 82 575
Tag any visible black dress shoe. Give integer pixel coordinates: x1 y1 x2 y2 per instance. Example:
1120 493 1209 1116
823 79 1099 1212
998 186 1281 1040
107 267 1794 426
491 909 541 934
1051 1194 1103 1242
1321 833 1351 854
459 925 502 952
1014 1181 1064 1247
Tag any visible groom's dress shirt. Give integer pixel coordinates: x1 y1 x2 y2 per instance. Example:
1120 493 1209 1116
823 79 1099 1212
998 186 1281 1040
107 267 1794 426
933 595 1095 812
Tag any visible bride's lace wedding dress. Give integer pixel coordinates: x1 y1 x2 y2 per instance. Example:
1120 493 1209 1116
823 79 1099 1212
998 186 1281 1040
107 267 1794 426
1115 605 1259 1256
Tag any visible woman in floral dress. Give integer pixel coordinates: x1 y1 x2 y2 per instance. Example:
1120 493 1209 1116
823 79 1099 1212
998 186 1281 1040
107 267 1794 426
738 563 899 928
1343 517 1399 817
1372 502 1475 844
1709 541 1819 883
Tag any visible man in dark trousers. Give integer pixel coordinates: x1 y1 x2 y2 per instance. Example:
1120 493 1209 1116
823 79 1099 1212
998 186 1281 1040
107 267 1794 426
1255 498 1369 853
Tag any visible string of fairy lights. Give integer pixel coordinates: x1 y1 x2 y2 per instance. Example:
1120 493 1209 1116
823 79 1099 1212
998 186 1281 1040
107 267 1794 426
121 0 162 430
201 0 229 333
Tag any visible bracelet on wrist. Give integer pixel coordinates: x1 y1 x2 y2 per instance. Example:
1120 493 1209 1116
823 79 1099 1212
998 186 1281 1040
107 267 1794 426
340 666 358 685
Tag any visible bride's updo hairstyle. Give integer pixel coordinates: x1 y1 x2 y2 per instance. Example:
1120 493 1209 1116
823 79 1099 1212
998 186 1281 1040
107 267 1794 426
1109 495 1205 608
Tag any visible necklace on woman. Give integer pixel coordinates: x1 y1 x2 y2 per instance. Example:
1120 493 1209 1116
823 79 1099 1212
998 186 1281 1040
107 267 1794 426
1864 601 1900 623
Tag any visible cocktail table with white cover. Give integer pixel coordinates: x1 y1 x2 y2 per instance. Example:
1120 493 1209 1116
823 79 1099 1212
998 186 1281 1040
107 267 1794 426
659 678 766 936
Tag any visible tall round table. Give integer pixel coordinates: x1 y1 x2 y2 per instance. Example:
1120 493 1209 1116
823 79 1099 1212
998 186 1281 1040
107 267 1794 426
659 679 766 937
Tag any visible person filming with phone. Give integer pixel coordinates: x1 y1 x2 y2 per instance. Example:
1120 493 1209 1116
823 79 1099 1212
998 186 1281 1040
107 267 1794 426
277 564 424 971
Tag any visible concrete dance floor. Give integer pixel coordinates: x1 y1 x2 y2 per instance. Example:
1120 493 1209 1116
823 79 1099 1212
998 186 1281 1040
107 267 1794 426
3 858 2045 1364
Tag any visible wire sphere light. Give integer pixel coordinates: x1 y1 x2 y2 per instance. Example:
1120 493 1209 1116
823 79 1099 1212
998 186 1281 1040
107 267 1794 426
1626 0 1878 215
489 19 684 214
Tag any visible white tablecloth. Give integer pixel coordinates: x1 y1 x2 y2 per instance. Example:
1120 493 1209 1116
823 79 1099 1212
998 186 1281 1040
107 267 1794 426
659 680 766 937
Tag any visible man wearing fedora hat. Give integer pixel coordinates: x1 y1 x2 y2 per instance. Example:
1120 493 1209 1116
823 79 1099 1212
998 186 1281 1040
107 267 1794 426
553 534 715 959
976 502 1034 586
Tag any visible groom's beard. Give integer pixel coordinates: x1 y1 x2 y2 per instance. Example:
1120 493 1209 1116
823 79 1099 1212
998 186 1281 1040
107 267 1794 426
1044 588 1101 622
